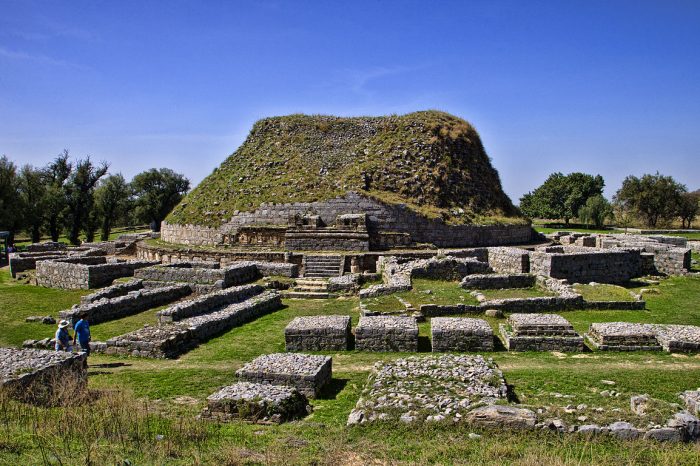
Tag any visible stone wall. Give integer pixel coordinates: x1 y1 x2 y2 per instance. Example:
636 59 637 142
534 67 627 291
163 192 534 249
81 279 145 304
487 247 530 273
9 251 67 277
60 284 192 324
135 262 259 286
36 259 158 289
529 249 641 283
26 242 66 252
461 273 535 289
156 284 264 323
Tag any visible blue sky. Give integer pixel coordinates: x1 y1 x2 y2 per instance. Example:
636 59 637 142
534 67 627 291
1 0 699 201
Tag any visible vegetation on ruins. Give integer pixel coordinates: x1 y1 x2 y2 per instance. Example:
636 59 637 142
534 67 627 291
519 172 605 225
166 111 523 228
0 152 190 246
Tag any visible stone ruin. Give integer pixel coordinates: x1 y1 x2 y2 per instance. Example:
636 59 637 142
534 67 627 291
134 261 259 294
36 256 158 289
586 322 662 351
235 353 332 398
430 317 494 352
500 313 584 352
0 348 87 405
355 316 419 352
285 315 352 351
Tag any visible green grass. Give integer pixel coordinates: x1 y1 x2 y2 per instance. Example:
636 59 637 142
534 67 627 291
13 226 150 248
89 303 174 341
3 268 700 463
480 286 555 300
692 252 700 272
362 278 479 312
573 284 637 302
666 232 700 240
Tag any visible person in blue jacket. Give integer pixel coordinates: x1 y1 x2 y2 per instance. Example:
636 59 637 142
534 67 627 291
72 312 91 355
55 320 73 352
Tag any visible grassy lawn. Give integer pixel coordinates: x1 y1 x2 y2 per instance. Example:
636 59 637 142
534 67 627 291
535 226 625 235
573 284 637 302
480 286 555 300
13 226 150 248
692 252 700 272
361 278 479 312
2 267 700 463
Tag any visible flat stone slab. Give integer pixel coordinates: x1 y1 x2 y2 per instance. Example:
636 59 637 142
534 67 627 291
236 353 332 398
355 316 418 352
201 381 309 423
347 354 507 424
285 315 351 351
654 325 700 353
431 317 494 352
586 322 661 351
500 313 583 351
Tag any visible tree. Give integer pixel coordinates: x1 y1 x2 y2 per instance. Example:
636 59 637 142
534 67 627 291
64 157 109 245
131 168 189 232
614 173 685 228
519 172 604 224
677 192 700 229
95 174 129 240
0 156 23 244
43 151 73 242
18 165 48 243
577 195 613 229
612 200 635 233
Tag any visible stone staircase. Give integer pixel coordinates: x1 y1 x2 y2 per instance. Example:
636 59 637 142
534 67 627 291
282 278 337 299
303 255 342 278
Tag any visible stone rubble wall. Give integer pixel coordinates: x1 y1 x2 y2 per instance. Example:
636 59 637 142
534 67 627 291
59 284 192 325
487 247 530 273
36 259 159 289
355 316 419 352
0 348 87 405
80 279 145 304
499 314 584 351
235 353 332 398
461 273 535 290
431 317 494 352
135 262 259 286
284 229 370 251
529 248 641 284
103 291 281 358
25 242 67 252
9 251 68 277
585 322 661 351
285 315 352 351
201 382 309 423
163 192 534 248
156 284 264 323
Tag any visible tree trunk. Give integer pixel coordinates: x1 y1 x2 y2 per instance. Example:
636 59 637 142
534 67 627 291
100 217 111 241
49 216 60 242
31 224 41 243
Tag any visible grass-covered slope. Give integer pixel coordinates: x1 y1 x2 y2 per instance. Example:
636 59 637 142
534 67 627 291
168 111 522 228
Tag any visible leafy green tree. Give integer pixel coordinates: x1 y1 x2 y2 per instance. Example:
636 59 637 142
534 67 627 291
64 157 109 245
677 191 700 229
43 151 73 242
18 165 48 243
131 168 189 232
614 173 685 228
0 156 23 244
577 195 613 229
95 174 129 240
519 172 604 224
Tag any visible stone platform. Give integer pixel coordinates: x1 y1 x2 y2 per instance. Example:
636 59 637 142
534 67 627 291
430 317 494 352
201 381 309 424
236 353 332 398
654 325 700 353
500 313 584 352
585 322 661 351
355 316 418 352
285 315 352 351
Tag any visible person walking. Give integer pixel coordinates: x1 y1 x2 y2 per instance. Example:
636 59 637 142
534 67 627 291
73 313 91 355
55 320 73 352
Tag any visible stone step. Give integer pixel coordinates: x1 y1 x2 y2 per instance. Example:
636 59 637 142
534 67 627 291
304 273 339 278
305 267 340 273
282 291 338 299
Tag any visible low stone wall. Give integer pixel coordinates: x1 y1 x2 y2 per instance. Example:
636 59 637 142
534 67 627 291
9 251 67 277
586 322 661 351
355 316 418 352
461 273 535 290
80 279 145 304
135 262 259 286
201 382 309 423
0 348 87 405
420 303 481 316
60 284 192 324
284 229 370 251
487 247 530 273
26 242 66 252
156 284 264 323
431 317 494 352
103 291 281 358
36 259 158 289
529 248 641 284
654 325 700 353
236 353 332 398
250 261 299 278
481 295 583 313
285 315 352 351
500 314 584 352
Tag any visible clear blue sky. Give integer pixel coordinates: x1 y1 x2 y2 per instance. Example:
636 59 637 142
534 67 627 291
1 0 698 201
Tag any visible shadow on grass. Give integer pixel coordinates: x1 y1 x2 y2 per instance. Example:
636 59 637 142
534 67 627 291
89 362 131 369
316 378 348 400
418 335 432 352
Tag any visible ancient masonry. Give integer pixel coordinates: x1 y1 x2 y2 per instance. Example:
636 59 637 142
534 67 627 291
654 325 700 353
60 283 191 324
201 382 310 424
101 290 281 358
36 257 158 289
285 315 352 351
156 284 264 323
348 355 508 425
586 322 662 351
430 318 494 352
134 261 259 294
355 316 419 352
0 348 87 405
235 353 332 398
81 279 145 304
461 273 535 290
500 314 584 352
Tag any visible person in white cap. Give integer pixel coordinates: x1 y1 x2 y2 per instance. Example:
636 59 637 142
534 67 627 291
55 320 73 352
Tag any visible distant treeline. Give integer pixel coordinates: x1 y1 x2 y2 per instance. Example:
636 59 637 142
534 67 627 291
520 172 699 229
0 151 190 245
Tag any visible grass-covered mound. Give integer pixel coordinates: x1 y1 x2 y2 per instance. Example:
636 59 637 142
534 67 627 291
167 111 523 228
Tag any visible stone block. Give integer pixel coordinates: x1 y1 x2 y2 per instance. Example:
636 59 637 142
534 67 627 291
236 353 332 398
285 315 352 351
201 382 309 423
430 317 494 352
355 316 418 352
